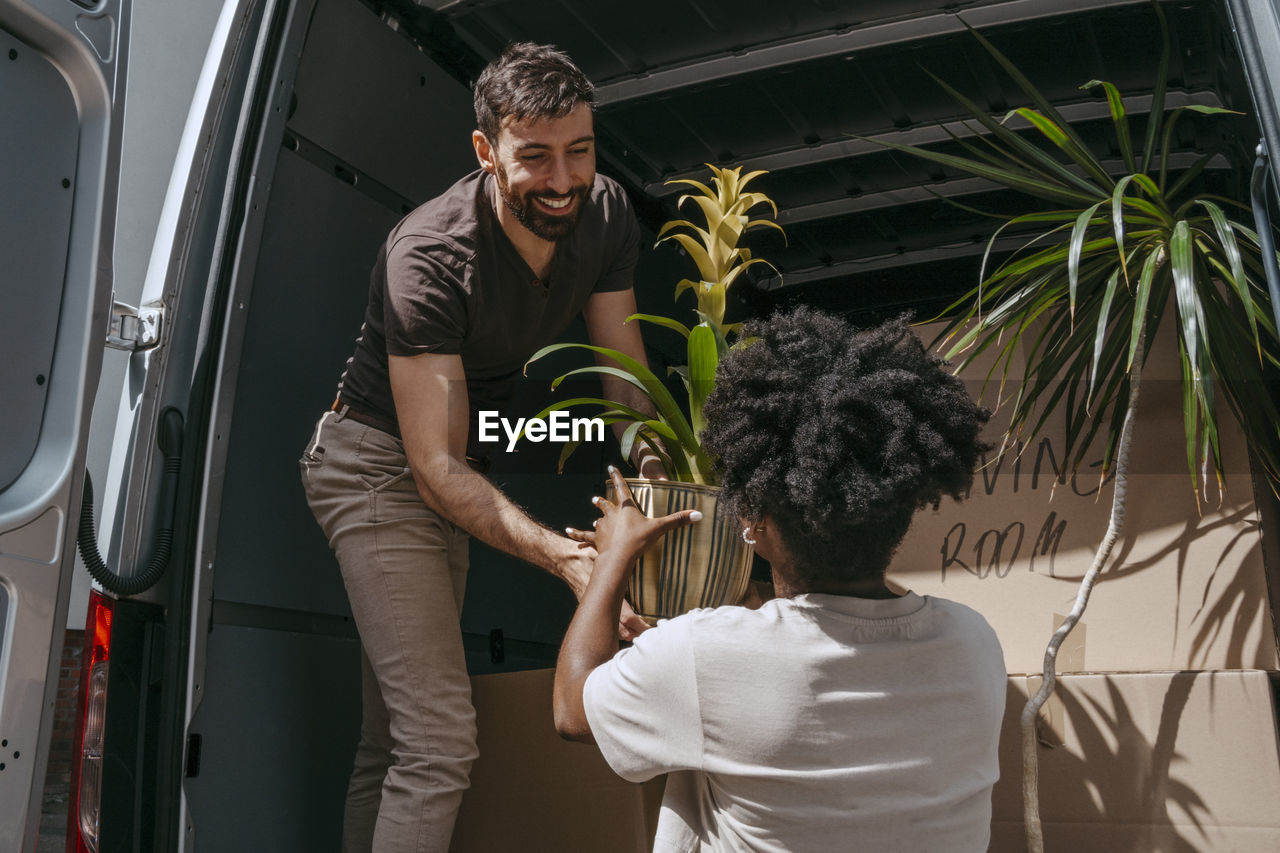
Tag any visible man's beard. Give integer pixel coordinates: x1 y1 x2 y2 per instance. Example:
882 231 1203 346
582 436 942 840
494 163 590 242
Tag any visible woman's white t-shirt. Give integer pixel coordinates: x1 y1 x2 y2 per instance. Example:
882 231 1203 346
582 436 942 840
583 591 1006 852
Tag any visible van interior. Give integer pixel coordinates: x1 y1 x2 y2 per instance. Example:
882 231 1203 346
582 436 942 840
98 0 1270 848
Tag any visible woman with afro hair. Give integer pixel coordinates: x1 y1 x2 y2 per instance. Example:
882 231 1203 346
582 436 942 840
554 307 1006 852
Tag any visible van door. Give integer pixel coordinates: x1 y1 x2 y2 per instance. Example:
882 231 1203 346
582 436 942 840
1227 0 1280 325
0 0 130 850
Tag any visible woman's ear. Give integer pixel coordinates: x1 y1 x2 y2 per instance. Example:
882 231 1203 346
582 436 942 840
751 516 806 596
744 516 784 563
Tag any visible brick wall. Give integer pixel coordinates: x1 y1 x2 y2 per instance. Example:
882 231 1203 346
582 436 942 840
44 629 84 801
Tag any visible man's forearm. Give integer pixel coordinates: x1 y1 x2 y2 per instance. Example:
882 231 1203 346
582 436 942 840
584 290 663 470
389 352 585 586
413 455 580 585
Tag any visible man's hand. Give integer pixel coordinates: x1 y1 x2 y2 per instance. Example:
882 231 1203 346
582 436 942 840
563 521 653 641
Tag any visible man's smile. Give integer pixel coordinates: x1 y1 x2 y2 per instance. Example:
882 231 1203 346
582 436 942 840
535 193 575 212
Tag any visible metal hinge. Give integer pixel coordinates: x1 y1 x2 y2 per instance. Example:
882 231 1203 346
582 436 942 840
106 297 163 351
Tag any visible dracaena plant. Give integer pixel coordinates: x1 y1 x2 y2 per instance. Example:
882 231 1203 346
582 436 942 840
875 10 1280 852
524 164 784 484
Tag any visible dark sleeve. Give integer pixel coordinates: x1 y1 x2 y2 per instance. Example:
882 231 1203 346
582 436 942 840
592 187 640 294
383 236 470 356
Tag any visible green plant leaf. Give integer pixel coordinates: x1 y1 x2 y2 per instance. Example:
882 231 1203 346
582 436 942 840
1077 327 1132 468
549 364 649 396
1177 333 1201 493
1010 107 1113 188
1157 107 1213 191
867 136 1098 206
965 22 1107 183
1141 1 1171 173
695 310 734 355
1170 221 1200 384
1084 79 1134 172
687 323 719 435
1110 174 1137 284
618 421 645 470
555 439 582 474
977 217 1070 288
1195 199 1257 351
1069 201 1104 320
1090 267 1122 402
1129 246 1163 369
985 236 1117 289
926 69 1106 194
1184 105 1246 117
1130 173 1163 199
1167 148 1227 201
615 419 679 476
525 341 700 462
626 313 692 339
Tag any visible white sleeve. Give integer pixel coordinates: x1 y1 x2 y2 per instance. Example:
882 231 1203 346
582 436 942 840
582 615 703 783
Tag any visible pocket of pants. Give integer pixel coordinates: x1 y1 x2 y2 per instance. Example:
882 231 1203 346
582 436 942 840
355 428 413 492
300 418 328 472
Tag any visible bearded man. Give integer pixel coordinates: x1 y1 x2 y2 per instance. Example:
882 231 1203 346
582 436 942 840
300 42 662 853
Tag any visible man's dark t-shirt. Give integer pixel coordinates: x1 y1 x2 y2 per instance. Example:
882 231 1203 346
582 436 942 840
336 169 639 459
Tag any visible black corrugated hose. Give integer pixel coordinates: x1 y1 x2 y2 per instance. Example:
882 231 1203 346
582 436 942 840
76 407 184 596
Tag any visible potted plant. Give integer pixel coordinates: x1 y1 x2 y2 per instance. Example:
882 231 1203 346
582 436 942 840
525 164 785 622
874 10 1280 852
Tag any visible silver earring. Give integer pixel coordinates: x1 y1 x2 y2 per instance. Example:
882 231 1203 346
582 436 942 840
742 528 756 545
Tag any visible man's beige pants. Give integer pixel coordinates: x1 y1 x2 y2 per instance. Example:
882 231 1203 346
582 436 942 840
301 410 476 853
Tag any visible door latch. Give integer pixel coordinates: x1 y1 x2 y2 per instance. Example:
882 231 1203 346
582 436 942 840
106 296 163 351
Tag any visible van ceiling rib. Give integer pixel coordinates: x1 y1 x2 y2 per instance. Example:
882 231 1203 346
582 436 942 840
777 152 1231 225
764 234 1034 288
592 0 1149 105
419 0 1252 316
646 90 1227 197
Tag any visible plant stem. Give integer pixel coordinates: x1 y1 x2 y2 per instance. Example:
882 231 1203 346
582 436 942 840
1020 322 1146 853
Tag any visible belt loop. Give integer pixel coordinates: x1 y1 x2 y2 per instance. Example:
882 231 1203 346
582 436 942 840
330 397 350 423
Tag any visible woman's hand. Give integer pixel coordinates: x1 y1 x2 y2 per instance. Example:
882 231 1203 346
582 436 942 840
566 467 702 569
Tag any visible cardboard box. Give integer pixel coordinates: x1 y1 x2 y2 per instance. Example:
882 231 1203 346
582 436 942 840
451 668 664 853
888 322 1279 674
453 670 1280 851
993 670 1280 851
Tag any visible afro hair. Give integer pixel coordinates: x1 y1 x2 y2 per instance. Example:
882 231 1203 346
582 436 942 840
700 307 989 586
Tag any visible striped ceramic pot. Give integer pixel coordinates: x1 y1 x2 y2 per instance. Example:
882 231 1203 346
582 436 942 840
606 478 754 624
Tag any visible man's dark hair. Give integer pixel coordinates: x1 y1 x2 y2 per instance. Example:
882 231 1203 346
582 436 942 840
700 308 990 586
473 42 594 143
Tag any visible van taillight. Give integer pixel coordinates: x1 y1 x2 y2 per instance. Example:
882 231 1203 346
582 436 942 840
68 589 113 853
